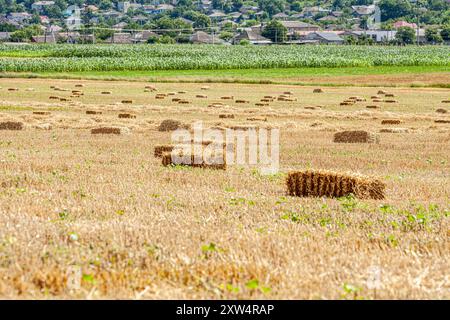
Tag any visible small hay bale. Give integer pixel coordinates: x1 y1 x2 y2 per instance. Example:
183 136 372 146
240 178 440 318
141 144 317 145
304 106 317 110
371 95 381 99
313 88 324 93
333 130 379 143
381 119 401 125
91 127 125 135
283 91 293 95
8 88 19 91
196 94 208 99
75 84 84 88
255 103 269 107
434 119 450 124
154 145 174 158
235 99 250 104
101 91 112 95
221 96 234 100
118 113 136 119
286 170 385 200
161 152 226 170
441 100 450 103
380 128 409 133
33 111 51 115
366 105 380 109
219 114 235 119
201 86 210 90
208 103 225 108
0 121 23 130
385 100 398 103
178 91 187 94
436 108 447 114
377 90 387 95
49 96 59 100
372 99 383 103
121 100 133 104
167 92 176 96
86 110 102 115
172 98 181 102
385 93 395 97
178 100 190 104
261 98 272 103
158 119 181 132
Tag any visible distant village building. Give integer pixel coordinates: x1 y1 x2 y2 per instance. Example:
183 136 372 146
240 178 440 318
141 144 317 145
234 29 272 45
279 21 320 36
31 1 55 13
190 31 223 44
305 31 344 44
393 21 417 29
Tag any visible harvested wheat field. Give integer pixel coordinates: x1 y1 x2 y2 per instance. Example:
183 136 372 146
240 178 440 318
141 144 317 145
0 78 449 300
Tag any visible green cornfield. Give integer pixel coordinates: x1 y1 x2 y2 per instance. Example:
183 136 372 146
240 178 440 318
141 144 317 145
0 44 449 72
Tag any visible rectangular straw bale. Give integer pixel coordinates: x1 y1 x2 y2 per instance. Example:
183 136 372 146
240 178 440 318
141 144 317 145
0 121 23 130
286 170 385 200
333 130 379 143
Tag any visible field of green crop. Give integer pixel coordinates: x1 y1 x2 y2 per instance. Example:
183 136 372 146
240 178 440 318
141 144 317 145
0 44 449 72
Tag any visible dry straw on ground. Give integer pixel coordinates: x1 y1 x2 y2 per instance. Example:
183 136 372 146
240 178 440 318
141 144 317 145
286 170 385 200
380 128 409 133
0 121 23 130
333 130 379 143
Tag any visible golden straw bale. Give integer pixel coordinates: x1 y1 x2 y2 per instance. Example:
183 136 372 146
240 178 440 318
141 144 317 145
91 127 126 135
435 108 447 114
219 114 235 119
33 111 51 115
0 121 23 130
118 113 136 119
154 145 175 158
313 88 324 93
86 110 102 115
333 130 379 143
158 119 181 132
434 120 450 124
161 151 226 170
121 100 133 104
286 170 385 200
381 119 402 125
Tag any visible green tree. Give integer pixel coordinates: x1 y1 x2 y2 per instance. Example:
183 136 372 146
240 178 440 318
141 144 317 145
440 25 450 41
425 28 443 44
395 26 416 44
262 20 287 43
